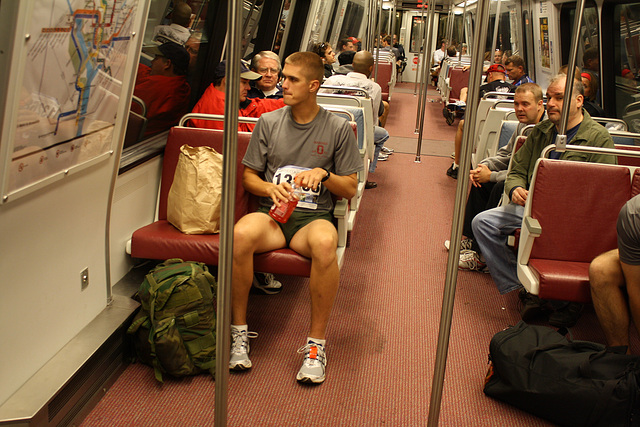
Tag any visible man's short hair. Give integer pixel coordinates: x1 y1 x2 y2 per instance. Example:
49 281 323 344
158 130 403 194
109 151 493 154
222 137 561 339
285 51 324 83
338 50 356 65
172 2 192 28
515 82 543 103
446 45 457 57
250 51 281 72
583 47 599 65
311 42 331 58
383 35 392 45
505 54 526 70
337 38 351 51
549 73 584 97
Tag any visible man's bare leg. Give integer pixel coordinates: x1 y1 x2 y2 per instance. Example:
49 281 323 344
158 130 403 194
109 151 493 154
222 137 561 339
289 219 340 339
621 260 640 352
589 249 630 349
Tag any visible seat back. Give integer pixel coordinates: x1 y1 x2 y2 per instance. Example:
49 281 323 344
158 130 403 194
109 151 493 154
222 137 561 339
473 108 514 166
497 121 519 150
158 127 252 222
375 61 394 101
447 67 469 101
528 160 632 263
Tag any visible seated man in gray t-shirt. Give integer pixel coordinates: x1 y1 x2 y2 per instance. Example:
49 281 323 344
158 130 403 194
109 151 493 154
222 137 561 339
229 52 363 384
590 194 640 354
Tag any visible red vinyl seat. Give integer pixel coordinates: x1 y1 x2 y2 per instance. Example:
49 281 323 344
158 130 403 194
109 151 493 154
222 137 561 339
129 126 324 276
517 159 634 302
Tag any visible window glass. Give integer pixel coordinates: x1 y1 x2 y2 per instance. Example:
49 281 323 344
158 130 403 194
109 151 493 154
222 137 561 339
614 3 640 130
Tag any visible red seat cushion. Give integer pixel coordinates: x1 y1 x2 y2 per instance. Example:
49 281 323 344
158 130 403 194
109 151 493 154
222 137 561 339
529 259 592 303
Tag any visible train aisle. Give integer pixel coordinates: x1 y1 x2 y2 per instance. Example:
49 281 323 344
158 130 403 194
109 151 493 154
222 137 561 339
81 84 620 426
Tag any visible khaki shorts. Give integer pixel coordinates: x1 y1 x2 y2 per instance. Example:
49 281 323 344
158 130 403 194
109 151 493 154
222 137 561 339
257 206 334 245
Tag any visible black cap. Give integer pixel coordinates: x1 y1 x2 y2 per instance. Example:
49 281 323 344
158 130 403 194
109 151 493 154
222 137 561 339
214 59 262 80
143 42 190 74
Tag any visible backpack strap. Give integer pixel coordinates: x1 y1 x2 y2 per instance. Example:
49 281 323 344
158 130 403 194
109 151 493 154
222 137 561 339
145 272 165 383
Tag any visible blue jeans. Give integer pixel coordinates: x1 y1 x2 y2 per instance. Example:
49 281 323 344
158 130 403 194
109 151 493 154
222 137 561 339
370 125 390 173
471 203 524 294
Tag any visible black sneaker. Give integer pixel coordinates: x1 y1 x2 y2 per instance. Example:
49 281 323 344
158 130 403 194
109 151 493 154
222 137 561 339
518 289 549 322
548 302 584 328
446 164 458 179
252 273 282 295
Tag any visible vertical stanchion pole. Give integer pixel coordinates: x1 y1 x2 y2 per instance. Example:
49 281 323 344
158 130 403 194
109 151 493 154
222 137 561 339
490 0 502 62
426 0 491 424
215 2 241 426
414 4 427 96
414 5 429 131
556 0 586 151
414 0 436 161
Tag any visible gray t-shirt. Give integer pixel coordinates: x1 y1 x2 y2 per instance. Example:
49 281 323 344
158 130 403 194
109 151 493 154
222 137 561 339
618 194 640 265
243 105 363 212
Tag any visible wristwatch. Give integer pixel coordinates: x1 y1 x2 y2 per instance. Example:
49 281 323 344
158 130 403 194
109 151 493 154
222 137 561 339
321 168 331 182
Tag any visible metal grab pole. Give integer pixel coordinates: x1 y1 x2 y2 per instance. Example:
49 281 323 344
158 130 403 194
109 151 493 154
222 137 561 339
458 1 468 65
490 0 502 61
414 8 430 131
415 0 436 161
426 0 491 424
556 0 586 151
414 4 427 96
374 0 383 81
215 1 242 426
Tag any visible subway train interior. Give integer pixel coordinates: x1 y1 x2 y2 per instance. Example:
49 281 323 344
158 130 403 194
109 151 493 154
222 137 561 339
2 0 640 425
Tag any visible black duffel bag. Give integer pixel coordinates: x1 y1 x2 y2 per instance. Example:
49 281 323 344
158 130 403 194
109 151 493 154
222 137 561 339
484 321 640 426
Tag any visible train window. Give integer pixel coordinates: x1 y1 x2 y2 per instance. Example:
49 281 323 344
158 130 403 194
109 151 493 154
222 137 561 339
122 0 209 160
614 3 640 130
560 1 599 71
409 15 426 53
437 13 464 48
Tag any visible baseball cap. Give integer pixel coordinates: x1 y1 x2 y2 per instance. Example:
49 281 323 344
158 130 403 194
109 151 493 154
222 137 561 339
143 42 190 73
214 60 262 80
348 37 358 44
486 63 506 75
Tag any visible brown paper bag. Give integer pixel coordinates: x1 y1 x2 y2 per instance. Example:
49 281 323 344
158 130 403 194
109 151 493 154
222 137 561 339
167 144 223 234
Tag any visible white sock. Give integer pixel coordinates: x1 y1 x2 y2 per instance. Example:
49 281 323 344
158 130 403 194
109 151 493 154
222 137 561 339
307 337 326 347
452 162 459 170
231 324 248 332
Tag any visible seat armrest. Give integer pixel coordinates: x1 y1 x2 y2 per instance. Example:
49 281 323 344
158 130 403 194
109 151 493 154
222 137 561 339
334 198 348 248
524 216 541 236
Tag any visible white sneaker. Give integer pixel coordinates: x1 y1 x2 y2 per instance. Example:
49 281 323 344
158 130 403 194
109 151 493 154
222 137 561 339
296 341 327 384
381 146 394 154
458 249 487 272
229 328 258 370
444 239 474 251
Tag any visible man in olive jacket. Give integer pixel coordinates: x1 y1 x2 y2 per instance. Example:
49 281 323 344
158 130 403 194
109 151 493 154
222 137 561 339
471 73 616 295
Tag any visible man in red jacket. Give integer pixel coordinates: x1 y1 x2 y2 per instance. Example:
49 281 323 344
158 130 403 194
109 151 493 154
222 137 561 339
190 60 284 131
134 42 191 136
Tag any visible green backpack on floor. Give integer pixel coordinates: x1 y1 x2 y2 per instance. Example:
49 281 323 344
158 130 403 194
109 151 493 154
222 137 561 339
127 259 217 382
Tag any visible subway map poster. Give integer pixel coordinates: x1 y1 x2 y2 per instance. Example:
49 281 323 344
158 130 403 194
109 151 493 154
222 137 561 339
7 0 139 196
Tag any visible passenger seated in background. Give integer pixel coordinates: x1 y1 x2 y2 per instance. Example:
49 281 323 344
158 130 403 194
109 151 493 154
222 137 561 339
153 1 192 46
448 83 546 263
446 64 515 179
471 74 616 327
380 35 401 63
134 42 191 136
336 38 356 56
590 195 640 353
581 71 605 117
311 42 337 78
247 51 283 99
431 45 457 83
334 50 356 75
321 50 393 189
505 55 534 86
229 52 363 384
190 60 284 132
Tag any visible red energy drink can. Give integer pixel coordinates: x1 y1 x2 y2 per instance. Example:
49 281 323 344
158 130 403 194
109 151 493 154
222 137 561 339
269 193 298 223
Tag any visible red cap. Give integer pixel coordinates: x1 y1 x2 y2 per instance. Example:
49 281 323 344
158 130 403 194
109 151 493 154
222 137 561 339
623 68 633 78
348 37 358 44
581 72 592 81
486 63 506 75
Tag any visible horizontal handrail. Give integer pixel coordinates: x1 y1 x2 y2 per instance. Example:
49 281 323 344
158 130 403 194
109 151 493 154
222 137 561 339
317 93 364 107
593 117 629 131
323 107 355 121
483 92 515 100
178 113 259 127
319 85 370 98
541 143 640 159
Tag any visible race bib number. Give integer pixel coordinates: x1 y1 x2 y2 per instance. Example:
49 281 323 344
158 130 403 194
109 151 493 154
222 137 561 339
273 165 320 209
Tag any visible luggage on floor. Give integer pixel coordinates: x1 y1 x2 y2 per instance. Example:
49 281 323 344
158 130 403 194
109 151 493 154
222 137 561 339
128 259 217 382
484 321 640 426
